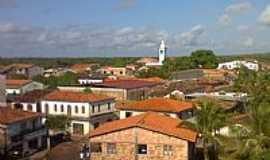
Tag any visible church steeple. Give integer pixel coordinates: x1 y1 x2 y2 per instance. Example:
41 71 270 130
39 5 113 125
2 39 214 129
158 40 167 65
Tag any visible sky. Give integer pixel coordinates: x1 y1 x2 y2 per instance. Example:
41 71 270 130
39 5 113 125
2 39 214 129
0 0 270 57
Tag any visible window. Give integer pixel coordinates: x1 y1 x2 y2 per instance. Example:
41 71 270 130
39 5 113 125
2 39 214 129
98 104 101 112
92 105 95 113
54 104 57 112
120 71 123 75
82 106 85 114
61 105 64 112
90 143 102 153
75 106 79 113
45 103 49 114
163 145 173 156
108 103 111 110
94 123 99 128
27 104 33 111
137 144 147 154
107 143 116 154
125 112 132 118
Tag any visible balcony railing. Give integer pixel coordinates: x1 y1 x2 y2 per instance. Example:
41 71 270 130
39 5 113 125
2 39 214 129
10 126 47 143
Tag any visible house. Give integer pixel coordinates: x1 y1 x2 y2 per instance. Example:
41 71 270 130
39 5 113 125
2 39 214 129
0 107 47 157
117 98 194 120
40 90 118 136
43 67 69 78
0 75 6 106
90 112 197 160
217 60 259 71
58 79 162 101
69 64 96 74
99 67 132 77
12 90 52 112
77 75 105 85
136 57 158 65
5 80 44 96
1 64 44 78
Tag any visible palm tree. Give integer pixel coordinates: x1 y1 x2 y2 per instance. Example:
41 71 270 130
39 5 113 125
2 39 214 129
220 70 270 160
184 99 226 160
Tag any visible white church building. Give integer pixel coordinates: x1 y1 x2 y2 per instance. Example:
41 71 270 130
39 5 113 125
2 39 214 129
146 40 167 66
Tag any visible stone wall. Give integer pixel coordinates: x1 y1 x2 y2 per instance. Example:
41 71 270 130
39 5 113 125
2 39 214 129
90 127 190 160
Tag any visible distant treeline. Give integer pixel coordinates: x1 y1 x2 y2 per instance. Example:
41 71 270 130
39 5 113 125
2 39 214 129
0 57 140 69
1 52 270 68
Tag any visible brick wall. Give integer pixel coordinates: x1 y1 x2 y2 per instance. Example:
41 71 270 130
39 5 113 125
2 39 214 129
90 127 190 160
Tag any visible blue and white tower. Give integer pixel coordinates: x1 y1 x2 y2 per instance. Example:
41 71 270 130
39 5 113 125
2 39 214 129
158 40 167 65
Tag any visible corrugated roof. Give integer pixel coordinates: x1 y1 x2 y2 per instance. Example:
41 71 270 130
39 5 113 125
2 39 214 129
93 79 161 89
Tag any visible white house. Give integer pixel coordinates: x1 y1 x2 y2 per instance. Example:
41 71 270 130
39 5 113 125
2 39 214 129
78 75 105 85
5 80 44 96
12 90 52 113
116 98 194 120
217 60 259 71
146 40 167 66
40 90 117 136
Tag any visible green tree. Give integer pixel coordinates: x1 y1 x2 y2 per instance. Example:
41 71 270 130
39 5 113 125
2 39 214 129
83 87 92 93
33 71 79 89
220 69 270 160
185 100 226 160
45 115 71 134
191 49 218 69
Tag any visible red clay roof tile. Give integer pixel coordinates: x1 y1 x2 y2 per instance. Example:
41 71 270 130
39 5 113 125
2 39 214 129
90 112 197 142
44 90 114 103
0 107 41 125
116 98 193 113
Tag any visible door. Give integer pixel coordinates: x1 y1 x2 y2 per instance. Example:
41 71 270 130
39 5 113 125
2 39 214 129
73 123 84 136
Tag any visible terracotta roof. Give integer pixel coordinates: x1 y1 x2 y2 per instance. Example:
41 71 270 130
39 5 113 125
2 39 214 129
6 79 32 88
70 64 91 71
0 107 41 125
118 77 164 83
15 90 53 103
94 79 161 89
116 98 193 113
90 112 197 142
44 90 114 103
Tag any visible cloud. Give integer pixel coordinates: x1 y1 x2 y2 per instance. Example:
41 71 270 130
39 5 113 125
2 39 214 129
174 25 206 47
113 0 137 11
0 23 172 57
225 2 253 14
237 25 250 32
242 37 254 47
259 5 270 26
219 14 232 25
0 0 17 8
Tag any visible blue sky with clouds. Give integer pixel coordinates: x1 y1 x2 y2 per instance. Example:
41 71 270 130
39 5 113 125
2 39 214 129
0 0 270 57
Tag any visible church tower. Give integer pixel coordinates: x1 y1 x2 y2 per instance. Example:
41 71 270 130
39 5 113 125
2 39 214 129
158 40 167 65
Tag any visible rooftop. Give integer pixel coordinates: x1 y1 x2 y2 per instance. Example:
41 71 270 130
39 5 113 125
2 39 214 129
15 90 53 103
116 98 193 113
93 79 161 89
90 112 197 142
6 79 32 88
0 107 41 125
44 90 114 103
